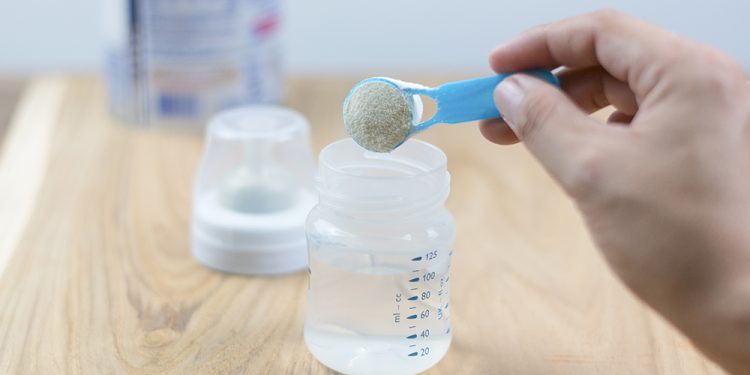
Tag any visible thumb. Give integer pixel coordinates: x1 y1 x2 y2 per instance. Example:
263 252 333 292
494 74 604 194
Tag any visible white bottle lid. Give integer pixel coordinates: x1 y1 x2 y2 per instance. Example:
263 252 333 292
191 106 316 275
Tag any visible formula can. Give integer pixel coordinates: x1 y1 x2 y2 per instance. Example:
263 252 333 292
103 0 282 127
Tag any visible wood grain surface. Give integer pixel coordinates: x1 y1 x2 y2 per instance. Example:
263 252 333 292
0 77 725 374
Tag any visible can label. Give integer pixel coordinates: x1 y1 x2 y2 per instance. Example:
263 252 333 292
105 0 281 126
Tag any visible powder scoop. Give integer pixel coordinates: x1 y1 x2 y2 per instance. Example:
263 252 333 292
343 69 559 152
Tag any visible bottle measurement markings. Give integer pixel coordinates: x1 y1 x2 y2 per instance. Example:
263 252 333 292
402 249 449 359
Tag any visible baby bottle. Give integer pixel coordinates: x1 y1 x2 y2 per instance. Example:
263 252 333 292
304 138 455 374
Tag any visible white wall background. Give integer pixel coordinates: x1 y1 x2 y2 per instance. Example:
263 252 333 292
0 0 748 75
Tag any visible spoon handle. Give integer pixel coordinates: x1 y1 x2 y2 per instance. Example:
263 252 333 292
413 69 559 131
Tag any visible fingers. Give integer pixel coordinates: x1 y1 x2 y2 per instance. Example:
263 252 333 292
607 110 635 124
494 73 608 194
480 67 637 145
558 67 638 115
479 118 519 145
489 10 681 97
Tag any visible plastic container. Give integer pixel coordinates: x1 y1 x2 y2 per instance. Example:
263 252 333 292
191 106 315 275
304 138 455 375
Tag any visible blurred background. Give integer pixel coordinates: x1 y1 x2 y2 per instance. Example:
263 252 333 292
0 0 748 133
0 0 748 75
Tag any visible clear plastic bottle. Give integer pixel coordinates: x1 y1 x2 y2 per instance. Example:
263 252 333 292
305 139 454 375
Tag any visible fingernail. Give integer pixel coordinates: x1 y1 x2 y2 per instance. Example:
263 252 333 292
494 76 525 132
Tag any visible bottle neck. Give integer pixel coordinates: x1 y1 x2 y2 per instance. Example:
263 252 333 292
317 181 449 219
315 139 450 219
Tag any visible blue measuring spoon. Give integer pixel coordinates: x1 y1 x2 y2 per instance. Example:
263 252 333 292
344 69 559 152
409 69 559 131
348 69 559 130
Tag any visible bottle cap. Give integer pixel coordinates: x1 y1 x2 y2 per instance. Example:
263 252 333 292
191 106 315 275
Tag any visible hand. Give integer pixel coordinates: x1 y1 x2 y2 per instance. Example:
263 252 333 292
480 10 750 374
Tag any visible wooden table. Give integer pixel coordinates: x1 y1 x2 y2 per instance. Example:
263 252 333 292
0 77 725 374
